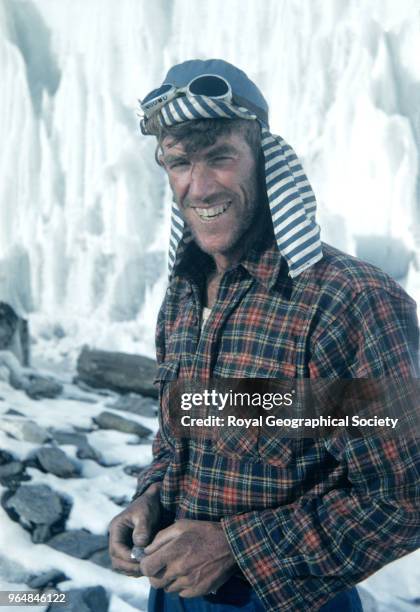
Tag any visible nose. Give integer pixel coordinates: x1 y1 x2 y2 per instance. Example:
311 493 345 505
187 162 216 202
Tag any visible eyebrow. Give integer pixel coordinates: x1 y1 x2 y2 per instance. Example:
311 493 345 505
205 144 239 157
161 153 188 165
162 143 239 166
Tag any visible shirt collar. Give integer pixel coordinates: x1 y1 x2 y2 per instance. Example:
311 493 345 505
174 233 286 291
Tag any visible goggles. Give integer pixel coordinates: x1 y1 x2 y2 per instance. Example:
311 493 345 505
139 74 233 120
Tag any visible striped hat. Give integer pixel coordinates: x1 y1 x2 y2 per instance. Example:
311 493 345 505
141 59 323 279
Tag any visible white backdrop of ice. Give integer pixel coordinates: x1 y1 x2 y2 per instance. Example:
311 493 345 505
0 0 420 362
0 4 420 607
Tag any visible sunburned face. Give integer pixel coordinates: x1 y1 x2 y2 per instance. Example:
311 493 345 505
160 131 260 269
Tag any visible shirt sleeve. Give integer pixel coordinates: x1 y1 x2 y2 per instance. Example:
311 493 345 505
132 292 174 501
132 428 173 500
221 287 420 611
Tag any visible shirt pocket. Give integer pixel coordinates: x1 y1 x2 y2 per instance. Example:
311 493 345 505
257 433 294 466
214 424 295 466
212 352 296 379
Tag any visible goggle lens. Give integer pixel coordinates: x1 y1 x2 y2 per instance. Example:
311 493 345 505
188 75 230 97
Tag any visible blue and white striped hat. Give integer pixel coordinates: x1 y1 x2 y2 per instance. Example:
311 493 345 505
141 59 323 279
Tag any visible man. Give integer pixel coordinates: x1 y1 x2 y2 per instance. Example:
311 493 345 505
109 59 420 611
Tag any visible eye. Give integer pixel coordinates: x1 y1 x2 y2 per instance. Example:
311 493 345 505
169 160 189 169
210 156 233 164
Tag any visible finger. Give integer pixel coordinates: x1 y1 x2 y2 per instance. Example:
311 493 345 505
179 587 205 599
139 552 167 578
164 576 189 594
144 524 179 554
109 521 135 562
111 558 143 577
132 518 153 547
149 571 176 590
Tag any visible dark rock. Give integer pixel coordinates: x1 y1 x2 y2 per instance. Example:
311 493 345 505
108 393 158 418
3 484 65 530
5 408 25 416
32 524 54 543
47 586 109 612
51 430 101 462
126 437 152 445
28 569 67 589
0 450 14 465
0 302 30 366
109 495 130 507
26 376 63 400
76 346 157 398
47 529 108 559
35 446 80 478
82 586 109 612
0 461 24 478
93 411 152 438
0 419 50 443
73 379 118 397
89 548 112 569
0 460 29 489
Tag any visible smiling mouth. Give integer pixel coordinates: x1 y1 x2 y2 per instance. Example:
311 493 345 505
194 201 232 222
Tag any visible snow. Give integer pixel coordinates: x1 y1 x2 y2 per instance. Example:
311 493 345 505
0 0 419 609
0 379 151 610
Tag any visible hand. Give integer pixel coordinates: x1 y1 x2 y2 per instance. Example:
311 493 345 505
140 519 237 598
108 483 162 576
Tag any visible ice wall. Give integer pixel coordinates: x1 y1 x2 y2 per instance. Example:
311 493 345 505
0 0 419 359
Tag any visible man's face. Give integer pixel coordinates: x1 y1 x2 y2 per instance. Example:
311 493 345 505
160 131 260 260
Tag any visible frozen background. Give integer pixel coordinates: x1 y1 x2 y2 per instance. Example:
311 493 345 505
0 0 419 610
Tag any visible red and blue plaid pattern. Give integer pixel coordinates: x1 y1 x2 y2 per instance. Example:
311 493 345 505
135 238 420 611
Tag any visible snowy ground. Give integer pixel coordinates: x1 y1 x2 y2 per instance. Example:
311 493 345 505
0 369 155 612
0 365 419 612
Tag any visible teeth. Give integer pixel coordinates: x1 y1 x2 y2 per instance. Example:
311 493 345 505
195 201 231 219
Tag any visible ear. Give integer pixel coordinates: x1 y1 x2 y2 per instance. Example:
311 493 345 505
155 143 164 167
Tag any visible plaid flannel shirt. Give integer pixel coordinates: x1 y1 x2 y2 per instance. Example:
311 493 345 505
135 237 420 611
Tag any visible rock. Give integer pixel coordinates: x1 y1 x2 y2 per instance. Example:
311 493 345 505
4 484 65 531
74 379 118 397
109 495 130 507
32 524 54 543
0 302 30 366
21 421 51 443
108 393 158 418
48 586 109 612
0 350 28 389
89 548 112 569
26 376 63 400
0 461 24 478
0 419 50 443
76 346 157 398
28 569 67 589
0 450 14 465
81 586 109 612
51 430 101 461
5 408 25 416
93 411 152 438
47 529 108 559
0 460 29 488
35 446 80 478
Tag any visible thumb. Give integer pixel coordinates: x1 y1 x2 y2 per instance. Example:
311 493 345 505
132 522 151 547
